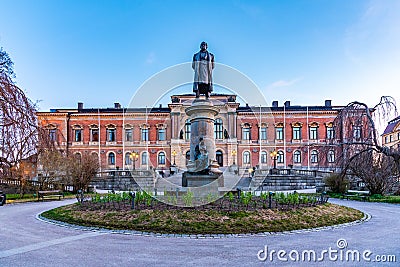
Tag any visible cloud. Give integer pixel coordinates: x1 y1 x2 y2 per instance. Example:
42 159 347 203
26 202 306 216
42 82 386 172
268 77 303 88
145 52 156 64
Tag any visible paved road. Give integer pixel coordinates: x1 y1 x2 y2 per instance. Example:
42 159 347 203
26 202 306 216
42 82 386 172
0 199 399 267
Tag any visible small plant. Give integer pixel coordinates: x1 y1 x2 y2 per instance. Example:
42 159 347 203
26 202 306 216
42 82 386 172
183 190 194 206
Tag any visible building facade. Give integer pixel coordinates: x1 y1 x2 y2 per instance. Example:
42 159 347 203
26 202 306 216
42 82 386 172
37 94 344 173
382 116 400 150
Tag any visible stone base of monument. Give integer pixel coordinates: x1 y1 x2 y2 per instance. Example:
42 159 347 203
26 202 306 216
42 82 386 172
182 172 224 188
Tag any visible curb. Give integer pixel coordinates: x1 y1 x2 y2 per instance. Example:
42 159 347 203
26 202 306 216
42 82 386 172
36 208 371 239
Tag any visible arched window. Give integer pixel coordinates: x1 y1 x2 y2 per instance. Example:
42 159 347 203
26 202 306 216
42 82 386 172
74 153 82 162
108 152 115 165
142 152 148 165
216 150 223 166
310 150 318 163
293 150 301 163
125 152 132 165
158 152 166 165
277 151 284 163
185 151 190 165
327 150 335 163
243 151 251 164
214 118 223 139
185 119 191 140
91 152 98 160
260 151 267 163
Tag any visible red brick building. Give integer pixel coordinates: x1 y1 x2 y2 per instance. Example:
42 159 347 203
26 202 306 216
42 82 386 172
37 94 345 173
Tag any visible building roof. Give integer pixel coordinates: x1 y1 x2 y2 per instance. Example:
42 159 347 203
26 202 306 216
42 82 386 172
382 115 400 135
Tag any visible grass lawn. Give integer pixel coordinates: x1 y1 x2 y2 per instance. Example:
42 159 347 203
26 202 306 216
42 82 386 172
42 203 364 234
326 193 400 204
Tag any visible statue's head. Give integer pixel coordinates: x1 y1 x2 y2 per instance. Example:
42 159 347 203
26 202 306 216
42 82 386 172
200 42 207 50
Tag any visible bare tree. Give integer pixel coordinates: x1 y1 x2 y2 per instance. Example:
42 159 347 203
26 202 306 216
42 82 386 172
0 47 38 179
326 96 399 194
67 152 99 192
347 151 398 195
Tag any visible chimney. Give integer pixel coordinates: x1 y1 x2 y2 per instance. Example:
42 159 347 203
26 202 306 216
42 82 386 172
284 101 290 108
77 102 83 110
159 104 162 108
114 102 121 109
325 100 332 107
272 101 278 107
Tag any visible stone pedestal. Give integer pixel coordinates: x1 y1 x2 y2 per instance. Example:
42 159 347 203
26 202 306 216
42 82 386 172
185 99 219 164
182 173 224 187
183 98 223 187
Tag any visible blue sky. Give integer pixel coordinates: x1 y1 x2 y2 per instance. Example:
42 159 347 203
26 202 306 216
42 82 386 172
1 0 400 111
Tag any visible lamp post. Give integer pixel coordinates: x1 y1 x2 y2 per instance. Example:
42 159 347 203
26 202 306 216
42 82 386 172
130 151 139 170
270 150 278 169
231 150 237 165
172 150 177 165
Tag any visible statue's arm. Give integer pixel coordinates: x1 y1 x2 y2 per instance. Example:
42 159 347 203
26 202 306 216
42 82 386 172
192 54 196 70
211 53 215 69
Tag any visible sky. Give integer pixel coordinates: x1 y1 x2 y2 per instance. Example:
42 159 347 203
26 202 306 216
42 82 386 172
1 0 400 112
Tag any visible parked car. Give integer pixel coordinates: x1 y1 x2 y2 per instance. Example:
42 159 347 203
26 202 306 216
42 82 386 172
0 190 6 206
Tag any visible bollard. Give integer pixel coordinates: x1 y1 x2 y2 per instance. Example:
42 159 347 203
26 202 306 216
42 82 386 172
176 188 179 198
154 188 157 196
237 187 242 199
129 191 136 209
268 192 273 209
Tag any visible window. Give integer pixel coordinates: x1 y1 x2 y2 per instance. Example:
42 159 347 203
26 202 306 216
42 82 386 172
310 150 318 163
390 135 393 142
158 128 166 141
185 119 191 140
141 128 149 141
142 152 148 165
74 129 82 142
276 125 283 140
74 153 81 162
293 127 301 140
277 151 284 163
107 128 116 142
326 124 334 139
309 127 318 140
158 152 166 165
214 118 223 139
91 128 99 142
293 150 301 163
261 151 267 163
260 126 267 140
353 126 361 140
385 136 388 143
91 152 98 161
243 151 250 164
125 152 132 165
108 152 115 165
49 129 57 142
216 150 223 166
125 129 133 142
327 150 335 163
242 123 251 140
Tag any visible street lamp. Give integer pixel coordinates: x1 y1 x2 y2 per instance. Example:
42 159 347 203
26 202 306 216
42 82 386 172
270 150 278 169
172 150 177 165
130 151 139 170
231 150 237 165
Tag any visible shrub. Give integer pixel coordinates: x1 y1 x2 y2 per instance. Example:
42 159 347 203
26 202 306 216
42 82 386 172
325 173 349 193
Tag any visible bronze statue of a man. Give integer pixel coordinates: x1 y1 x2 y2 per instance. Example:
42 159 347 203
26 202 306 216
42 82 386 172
192 41 215 98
